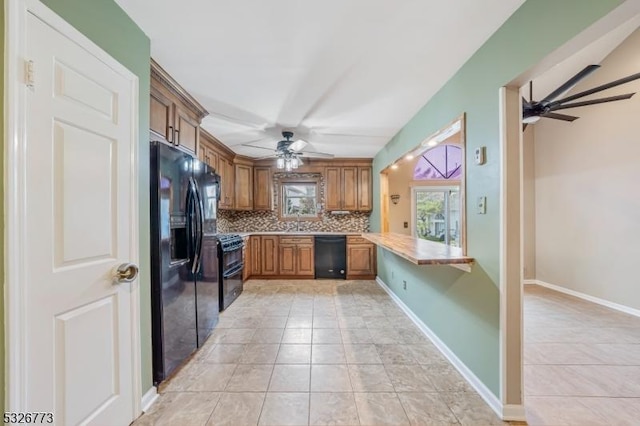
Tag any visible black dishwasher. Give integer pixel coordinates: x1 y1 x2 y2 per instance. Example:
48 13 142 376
314 235 346 279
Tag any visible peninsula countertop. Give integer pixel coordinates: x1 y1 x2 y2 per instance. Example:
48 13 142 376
360 232 474 266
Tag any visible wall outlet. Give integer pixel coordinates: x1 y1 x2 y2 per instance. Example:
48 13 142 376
403 280 407 290
474 146 486 165
403 221 408 228
477 196 487 214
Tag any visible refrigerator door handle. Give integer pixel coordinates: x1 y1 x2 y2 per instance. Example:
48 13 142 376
185 180 197 266
193 182 205 273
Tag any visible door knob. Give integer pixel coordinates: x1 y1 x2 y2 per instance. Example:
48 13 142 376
114 263 139 283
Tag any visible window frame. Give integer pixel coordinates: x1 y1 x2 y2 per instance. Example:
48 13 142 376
411 184 462 248
277 178 321 221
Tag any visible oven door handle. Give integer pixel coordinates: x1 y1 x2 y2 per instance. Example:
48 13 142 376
222 262 244 279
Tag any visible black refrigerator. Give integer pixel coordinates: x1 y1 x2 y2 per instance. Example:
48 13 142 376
150 141 220 385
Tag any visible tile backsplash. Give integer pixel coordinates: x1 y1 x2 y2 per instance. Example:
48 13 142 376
218 172 370 233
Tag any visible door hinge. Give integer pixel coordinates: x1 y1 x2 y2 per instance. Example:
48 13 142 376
25 60 35 89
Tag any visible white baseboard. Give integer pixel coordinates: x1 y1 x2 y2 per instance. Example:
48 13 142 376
527 279 640 318
141 386 159 413
375 277 523 421
523 279 537 285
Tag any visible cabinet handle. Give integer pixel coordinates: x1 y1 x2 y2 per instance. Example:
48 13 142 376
168 125 174 143
174 129 180 145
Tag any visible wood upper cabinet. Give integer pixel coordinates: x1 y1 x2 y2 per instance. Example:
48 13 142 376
346 235 376 279
358 167 372 211
174 106 199 154
150 59 208 155
234 161 254 210
325 167 342 211
253 167 272 210
342 167 358 210
260 236 279 275
218 156 235 209
150 87 174 142
324 165 372 212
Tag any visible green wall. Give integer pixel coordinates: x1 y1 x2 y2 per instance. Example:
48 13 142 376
371 0 622 396
1 0 153 398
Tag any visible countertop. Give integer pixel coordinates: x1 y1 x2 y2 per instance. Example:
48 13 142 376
360 232 474 266
235 231 365 237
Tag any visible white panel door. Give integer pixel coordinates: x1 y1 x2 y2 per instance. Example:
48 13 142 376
25 12 137 426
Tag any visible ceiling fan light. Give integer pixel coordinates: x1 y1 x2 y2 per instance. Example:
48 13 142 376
522 115 541 124
285 158 293 172
291 157 299 169
276 157 285 169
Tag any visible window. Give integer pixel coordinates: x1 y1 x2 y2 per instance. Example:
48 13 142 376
412 186 460 247
280 181 318 218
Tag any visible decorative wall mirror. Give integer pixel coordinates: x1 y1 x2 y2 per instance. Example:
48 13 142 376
380 114 466 253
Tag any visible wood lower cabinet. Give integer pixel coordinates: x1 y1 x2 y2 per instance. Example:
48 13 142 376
346 235 376 279
249 236 262 276
278 236 314 278
260 236 279 276
244 235 314 279
296 243 315 276
242 236 250 282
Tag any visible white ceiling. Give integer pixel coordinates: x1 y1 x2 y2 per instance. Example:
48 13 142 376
116 0 524 158
522 15 640 104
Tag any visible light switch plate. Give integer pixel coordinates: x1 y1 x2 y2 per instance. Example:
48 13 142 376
474 146 486 165
477 196 487 214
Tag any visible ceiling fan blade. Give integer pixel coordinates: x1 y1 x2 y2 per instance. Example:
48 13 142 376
254 154 278 160
529 81 533 103
240 144 276 152
540 112 579 122
548 71 640 107
539 64 600 105
289 139 308 152
550 93 635 111
299 151 334 158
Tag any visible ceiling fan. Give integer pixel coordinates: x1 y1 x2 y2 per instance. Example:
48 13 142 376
250 131 334 171
523 64 640 129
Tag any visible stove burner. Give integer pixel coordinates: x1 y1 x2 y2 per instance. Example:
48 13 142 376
218 234 244 252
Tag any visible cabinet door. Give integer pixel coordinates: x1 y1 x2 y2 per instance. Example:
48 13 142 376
150 87 173 141
278 244 296 276
199 144 218 171
347 244 376 277
175 106 199 154
261 236 279 275
218 157 234 209
357 166 372 211
249 236 262 276
253 167 272 210
296 244 315 276
234 164 253 210
342 167 358 211
325 167 341 211
242 237 250 281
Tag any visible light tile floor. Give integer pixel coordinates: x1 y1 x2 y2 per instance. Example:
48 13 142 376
134 279 506 426
524 284 640 425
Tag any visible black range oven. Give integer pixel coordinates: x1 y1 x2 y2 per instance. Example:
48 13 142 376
217 234 244 311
